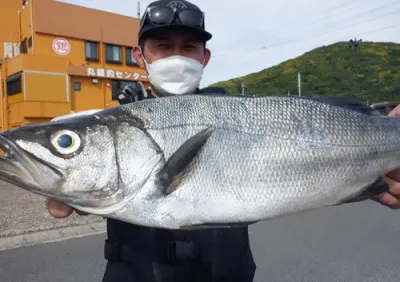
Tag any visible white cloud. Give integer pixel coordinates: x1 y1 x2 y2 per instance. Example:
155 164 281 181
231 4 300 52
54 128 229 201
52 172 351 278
58 0 400 87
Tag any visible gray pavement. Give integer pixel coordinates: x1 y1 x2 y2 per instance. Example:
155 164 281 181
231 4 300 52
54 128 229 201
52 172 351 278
0 182 105 250
1 198 400 281
250 200 400 282
0 234 107 282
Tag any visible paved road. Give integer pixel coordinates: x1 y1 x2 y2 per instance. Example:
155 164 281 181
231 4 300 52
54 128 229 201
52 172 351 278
0 183 104 239
1 200 400 282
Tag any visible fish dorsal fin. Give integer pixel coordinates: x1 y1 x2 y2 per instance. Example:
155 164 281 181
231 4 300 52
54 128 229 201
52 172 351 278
158 127 213 195
301 96 381 116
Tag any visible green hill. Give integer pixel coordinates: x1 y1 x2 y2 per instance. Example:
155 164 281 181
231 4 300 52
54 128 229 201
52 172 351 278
209 41 400 104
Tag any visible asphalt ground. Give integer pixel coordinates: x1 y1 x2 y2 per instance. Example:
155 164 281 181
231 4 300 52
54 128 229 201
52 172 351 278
1 187 400 281
0 183 105 250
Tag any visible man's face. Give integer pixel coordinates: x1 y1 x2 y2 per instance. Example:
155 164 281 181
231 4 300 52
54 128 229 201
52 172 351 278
133 28 211 68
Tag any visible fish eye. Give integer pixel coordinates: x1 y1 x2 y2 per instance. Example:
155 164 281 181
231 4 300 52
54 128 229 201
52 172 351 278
51 130 81 155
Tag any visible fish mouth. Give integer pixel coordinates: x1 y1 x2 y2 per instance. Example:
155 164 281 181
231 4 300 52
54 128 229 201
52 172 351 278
0 135 66 198
0 134 95 206
0 135 126 210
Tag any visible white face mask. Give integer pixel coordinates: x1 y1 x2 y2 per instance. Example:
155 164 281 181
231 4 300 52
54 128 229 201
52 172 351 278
143 55 204 96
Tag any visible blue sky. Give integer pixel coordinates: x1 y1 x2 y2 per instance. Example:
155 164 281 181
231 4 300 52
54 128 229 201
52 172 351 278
58 0 400 87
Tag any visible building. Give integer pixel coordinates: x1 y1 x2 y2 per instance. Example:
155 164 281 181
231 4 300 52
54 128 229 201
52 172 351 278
0 0 149 131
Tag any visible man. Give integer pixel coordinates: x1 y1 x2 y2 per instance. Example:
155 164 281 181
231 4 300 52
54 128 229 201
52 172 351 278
48 1 256 281
46 0 400 281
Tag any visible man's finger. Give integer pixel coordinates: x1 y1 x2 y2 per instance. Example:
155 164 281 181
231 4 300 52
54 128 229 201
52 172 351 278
384 176 400 197
46 198 73 218
375 192 400 209
388 104 400 117
386 170 400 184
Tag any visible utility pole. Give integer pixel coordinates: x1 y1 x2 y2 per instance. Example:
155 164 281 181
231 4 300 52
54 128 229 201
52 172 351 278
137 1 141 18
349 38 362 66
297 72 301 96
349 38 362 99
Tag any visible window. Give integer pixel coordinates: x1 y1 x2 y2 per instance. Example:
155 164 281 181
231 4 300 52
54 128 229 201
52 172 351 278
111 80 140 100
28 37 32 48
6 73 22 95
125 47 137 66
85 41 98 61
73 82 81 92
105 44 121 64
20 38 28 54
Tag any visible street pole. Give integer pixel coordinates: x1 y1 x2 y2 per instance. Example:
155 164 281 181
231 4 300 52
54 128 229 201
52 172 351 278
137 1 141 18
349 38 362 99
297 72 301 96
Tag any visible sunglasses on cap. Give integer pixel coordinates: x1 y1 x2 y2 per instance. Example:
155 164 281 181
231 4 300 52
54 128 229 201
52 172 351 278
140 6 205 30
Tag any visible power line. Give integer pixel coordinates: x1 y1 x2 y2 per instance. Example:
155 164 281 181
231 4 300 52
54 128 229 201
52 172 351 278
254 0 396 44
301 9 400 41
208 23 399 93
209 0 364 50
353 23 399 36
212 10 400 60
214 0 400 58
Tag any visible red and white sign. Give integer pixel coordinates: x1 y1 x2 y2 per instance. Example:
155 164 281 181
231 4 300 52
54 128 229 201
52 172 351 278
52 37 71 55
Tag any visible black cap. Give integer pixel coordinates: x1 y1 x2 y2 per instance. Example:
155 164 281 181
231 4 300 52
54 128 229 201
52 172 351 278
139 0 212 42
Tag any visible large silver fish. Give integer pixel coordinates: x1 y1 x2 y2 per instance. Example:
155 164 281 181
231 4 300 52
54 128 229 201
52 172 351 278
0 94 397 229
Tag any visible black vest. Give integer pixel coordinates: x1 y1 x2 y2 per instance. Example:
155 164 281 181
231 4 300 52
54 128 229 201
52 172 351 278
102 87 256 282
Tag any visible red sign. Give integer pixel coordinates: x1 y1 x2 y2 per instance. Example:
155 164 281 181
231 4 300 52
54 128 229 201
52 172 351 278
52 37 71 56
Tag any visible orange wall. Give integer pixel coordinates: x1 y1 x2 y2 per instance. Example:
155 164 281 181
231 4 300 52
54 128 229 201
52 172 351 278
34 33 89 65
70 77 105 111
0 69 6 131
33 0 140 48
34 33 139 73
8 102 24 126
24 71 68 102
8 93 25 104
8 101 71 126
5 54 70 75
0 0 21 59
0 0 147 131
20 0 34 55
3 55 24 76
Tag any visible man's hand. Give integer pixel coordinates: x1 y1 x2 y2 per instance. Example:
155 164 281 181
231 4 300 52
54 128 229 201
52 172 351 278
46 198 89 218
376 104 400 209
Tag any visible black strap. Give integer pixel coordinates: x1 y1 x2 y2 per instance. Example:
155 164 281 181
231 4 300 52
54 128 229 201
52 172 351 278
104 239 200 265
104 239 125 262
104 239 159 281
103 234 255 282
104 239 207 282
165 241 199 263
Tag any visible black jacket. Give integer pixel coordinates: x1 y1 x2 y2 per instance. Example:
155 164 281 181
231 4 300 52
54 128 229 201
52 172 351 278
102 87 256 282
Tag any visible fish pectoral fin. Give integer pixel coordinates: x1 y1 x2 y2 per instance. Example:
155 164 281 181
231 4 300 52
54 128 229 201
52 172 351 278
339 178 389 204
158 127 213 195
